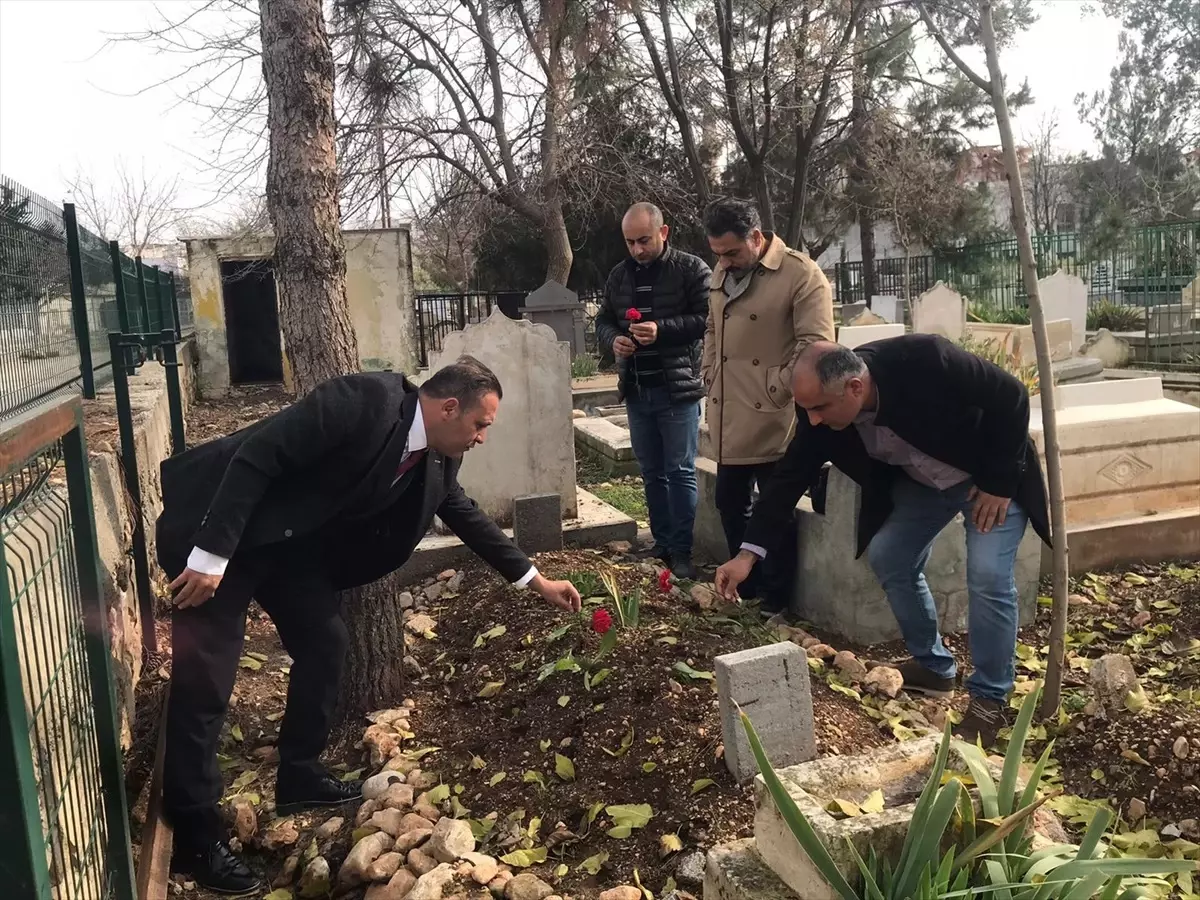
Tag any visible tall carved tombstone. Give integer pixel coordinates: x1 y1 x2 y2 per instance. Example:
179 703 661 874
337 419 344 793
1039 270 1087 354
429 309 577 525
911 282 966 341
522 281 587 357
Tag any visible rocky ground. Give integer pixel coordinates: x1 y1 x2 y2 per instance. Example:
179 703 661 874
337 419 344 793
135 392 1199 900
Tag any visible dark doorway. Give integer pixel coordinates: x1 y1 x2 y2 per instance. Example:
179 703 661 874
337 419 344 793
221 259 283 384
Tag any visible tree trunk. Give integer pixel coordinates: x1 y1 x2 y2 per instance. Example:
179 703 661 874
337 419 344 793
977 0 1070 717
543 204 573 286
750 160 775 234
260 0 407 726
858 211 877 305
850 12 876 304
261 0 358 394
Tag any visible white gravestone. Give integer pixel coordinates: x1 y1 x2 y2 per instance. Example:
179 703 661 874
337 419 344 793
911 282 966 341
870 295 905 324
429 308 577 525
1039 270 1086 354
837 323 905 350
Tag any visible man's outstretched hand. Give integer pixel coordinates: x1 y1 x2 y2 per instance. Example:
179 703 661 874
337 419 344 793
170 568 223 609
715 550 758 602
530 575 582 613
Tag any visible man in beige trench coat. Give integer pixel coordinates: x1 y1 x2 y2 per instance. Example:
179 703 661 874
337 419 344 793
701 198 834 612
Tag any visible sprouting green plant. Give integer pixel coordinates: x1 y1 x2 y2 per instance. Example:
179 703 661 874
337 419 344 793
740 682 1194 900
1086 302 1144 333
969 302 1031 325
566 570 604 599
570 353 600 379
600 570 640 629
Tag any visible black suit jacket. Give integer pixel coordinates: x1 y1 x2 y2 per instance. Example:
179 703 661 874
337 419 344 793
157 372 532 589
744 334 1051 557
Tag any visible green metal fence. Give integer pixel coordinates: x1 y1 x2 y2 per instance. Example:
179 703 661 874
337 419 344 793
835 220 1200 369
0 174 195 420
0 397 136 899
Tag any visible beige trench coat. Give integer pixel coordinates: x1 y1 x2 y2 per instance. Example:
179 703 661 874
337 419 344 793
700 234 834 465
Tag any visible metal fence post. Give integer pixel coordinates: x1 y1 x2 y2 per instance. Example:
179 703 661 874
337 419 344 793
109 333 157 655
160 331 186 455
168 271 182 341
62 413 138 900
417 303 427 368
154 268 170 337
109 241 131 334
62 203 96 398
135 257 151 334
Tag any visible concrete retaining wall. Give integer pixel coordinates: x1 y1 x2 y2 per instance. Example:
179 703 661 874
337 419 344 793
85 340 198 748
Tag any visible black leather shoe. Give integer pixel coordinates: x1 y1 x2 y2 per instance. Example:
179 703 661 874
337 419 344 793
670 556 697 581
275 772 363 815
172 840 260 895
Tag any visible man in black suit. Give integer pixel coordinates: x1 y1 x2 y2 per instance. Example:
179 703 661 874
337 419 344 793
157 357 582 893
715 337 1050 748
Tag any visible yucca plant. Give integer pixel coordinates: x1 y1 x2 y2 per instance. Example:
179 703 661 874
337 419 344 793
954 685 1194 899
740 682 1194 900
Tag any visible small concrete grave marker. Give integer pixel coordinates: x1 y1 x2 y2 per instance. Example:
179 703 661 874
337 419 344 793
715 642 815 781
513 492 563 554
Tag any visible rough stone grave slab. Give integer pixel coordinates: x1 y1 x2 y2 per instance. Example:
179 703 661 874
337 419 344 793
966 318 1074 364
715 642 815 782
911 282 966 341
870 295 905 324
430 309 576 524
837 301 866 323
754 736 1024 900
513 492 563 554
837 323 904 350
1039 270 1087 352
704 839 799 900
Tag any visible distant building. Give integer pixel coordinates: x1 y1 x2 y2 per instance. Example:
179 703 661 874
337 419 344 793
136 241 188 277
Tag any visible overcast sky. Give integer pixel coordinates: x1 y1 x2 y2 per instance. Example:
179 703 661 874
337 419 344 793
0 0 1123 225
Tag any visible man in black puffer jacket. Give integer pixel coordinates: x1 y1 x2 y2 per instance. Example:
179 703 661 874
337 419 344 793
595 202 711 578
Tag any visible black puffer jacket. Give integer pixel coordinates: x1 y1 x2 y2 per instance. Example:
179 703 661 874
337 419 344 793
594 244 711 404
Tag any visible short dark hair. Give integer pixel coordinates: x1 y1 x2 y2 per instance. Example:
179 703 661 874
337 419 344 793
703 198 761 240
809 344 867 389
625 201 664 229
420 355 503 407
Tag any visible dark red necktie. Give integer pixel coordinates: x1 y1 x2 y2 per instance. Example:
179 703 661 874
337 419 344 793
396 448 427 480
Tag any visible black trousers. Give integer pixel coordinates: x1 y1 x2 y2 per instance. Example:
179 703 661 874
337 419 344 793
160 543 347 848
714 461 797 609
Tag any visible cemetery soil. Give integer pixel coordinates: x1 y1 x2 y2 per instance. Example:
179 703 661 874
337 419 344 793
147 393 1199 895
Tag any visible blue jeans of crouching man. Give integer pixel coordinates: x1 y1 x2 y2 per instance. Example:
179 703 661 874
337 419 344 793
866 475 1029 701
624 384 700 561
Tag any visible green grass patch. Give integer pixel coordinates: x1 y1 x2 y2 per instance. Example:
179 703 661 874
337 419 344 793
590 480 648 524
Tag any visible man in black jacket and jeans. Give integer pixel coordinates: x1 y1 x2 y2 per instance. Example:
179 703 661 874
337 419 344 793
595 202 710 578
715 337 1050 746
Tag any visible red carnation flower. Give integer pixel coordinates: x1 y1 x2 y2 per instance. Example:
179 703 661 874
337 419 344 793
625 307 643 322
591 608 613 635
658 570 672 593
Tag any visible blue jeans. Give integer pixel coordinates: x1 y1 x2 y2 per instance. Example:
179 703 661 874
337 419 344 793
866 475 1028 702
625 385 700 558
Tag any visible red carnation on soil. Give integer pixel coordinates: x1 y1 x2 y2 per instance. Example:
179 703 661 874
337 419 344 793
591 608 614 634
625 307 643 322
658 569 672 593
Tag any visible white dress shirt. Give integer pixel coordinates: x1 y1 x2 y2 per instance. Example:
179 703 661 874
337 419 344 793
187 404 539 589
